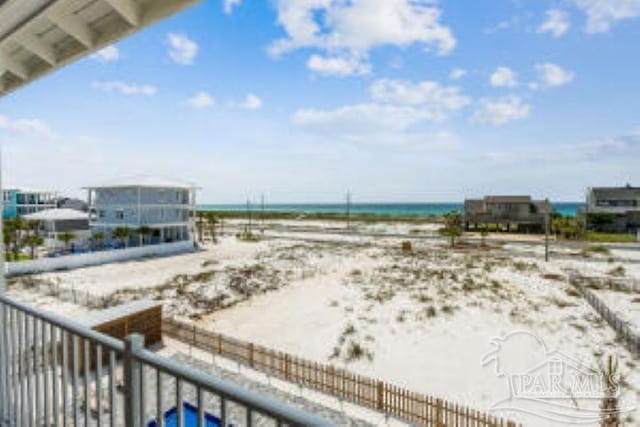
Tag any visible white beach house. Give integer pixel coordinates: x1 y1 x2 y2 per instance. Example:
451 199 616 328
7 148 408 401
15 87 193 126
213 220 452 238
85 176 198 248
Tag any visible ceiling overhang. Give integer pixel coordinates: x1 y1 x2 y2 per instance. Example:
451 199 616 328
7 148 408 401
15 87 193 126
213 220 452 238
0 0 202 97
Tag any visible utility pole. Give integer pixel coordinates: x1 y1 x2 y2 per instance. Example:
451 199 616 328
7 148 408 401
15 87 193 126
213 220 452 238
246 199 252 234
544 199 550 262
346 190 352 231
260 193 265 234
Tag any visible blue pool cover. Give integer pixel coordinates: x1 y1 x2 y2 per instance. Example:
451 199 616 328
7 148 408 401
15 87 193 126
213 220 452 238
147 403 222 427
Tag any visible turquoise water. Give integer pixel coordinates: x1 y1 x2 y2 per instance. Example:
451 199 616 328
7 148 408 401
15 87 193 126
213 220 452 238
199 202 583 217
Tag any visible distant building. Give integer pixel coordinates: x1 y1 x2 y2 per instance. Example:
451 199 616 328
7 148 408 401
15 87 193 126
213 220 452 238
2 188 57 218
57 197 89 212
584 185 640 233
85 176 198 247
23 208 90 250
464 195 553 233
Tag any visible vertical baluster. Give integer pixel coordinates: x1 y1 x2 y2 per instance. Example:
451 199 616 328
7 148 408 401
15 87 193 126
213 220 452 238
72 335 79 426
156 369 164 427
220 397 227 427
35 317 42 426
176 378 183 427
7 308 14 423
197 387 204 427
52 326 60 427
3 306 11 423
62 331 69 427
96 345 103 427
84 339 90 427
0 304 6 424
26 313 35 426
18 310 23 427
43 319 50 426
109 351 116 427
246 407 252 427
140 364 146 427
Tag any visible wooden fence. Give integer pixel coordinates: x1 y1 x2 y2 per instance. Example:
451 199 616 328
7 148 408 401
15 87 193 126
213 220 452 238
569 275 640 356
162 317 519 427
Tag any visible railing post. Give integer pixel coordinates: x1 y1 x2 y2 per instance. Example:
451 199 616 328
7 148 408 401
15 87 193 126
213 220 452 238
124 334 145 427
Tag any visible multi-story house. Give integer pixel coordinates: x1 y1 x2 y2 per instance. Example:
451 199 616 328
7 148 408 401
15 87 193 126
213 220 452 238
2 188 57 218
584 185 640 233
464 195 553 233
85 176 198 247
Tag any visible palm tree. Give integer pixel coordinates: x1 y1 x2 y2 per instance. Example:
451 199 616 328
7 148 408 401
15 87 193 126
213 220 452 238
21 234 44 259
195 212 206 242
479 224 489 248
137 226 152 246
5 218 27 260
205 212 218 243
111 227 131 248
57 232 76 253
439 211 462 248
3 221 13 261
90 231 105 251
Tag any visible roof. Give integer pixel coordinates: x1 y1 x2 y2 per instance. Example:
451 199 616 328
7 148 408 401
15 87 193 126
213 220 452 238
485 195 532 204
23 208 87 221
0 0 202 97
591 186 640 200
85 175 199 190
76 299 160 327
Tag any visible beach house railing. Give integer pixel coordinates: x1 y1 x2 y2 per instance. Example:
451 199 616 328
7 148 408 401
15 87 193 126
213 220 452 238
0 294 330 427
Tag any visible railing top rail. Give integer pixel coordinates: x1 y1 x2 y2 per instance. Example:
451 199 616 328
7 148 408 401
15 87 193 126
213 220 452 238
0 294 125 353
135 349 332 427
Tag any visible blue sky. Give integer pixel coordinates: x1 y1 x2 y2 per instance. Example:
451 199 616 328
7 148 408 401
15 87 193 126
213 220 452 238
1 0 639 203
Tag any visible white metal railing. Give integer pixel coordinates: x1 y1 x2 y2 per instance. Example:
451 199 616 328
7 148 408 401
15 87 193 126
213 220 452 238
0 295 331 427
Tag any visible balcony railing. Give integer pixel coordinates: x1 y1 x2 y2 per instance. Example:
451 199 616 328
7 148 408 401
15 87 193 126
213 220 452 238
0 294 330 427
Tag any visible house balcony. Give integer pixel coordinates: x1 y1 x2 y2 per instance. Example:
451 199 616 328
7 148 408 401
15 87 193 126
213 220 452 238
0 294 330 427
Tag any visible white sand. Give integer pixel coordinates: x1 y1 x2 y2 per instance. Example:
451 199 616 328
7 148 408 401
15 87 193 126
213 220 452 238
8 223 640 426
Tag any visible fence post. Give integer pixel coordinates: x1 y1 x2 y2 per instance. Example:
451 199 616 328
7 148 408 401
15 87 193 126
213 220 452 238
376 380 384 410
124 334 145 427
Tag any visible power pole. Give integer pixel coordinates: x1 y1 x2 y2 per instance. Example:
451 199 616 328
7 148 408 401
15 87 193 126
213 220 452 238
260 193 265 234
346 190 352 231
544 199 550 262
246 199 252 234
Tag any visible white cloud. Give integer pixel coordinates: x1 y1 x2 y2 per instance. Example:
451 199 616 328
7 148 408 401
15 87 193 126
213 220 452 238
166 33 198 65
237 94 263 110
91 81 157 96
490 67 518 88
449 68 467 80
223 0 243 14
536 63 575 87
0 114 55 138
294 103 445 135
268 0 455 75
571 0 640 33
91 45 119 62
307 54 371 77
187 92 215 109
471 96 531 126
538 9 571 37
369 79 470 111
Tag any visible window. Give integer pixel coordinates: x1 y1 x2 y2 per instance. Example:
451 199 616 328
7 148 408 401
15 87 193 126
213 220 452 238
116 210 124 220
98 210 106 219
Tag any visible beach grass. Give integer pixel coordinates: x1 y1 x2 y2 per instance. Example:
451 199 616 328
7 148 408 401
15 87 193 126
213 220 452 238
579 232 637 243
198 209 441 223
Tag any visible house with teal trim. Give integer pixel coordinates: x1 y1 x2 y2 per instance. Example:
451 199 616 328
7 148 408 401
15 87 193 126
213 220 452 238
2 188 57 219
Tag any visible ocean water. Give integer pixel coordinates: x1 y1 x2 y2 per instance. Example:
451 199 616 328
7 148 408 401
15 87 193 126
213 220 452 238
199 202 583 217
